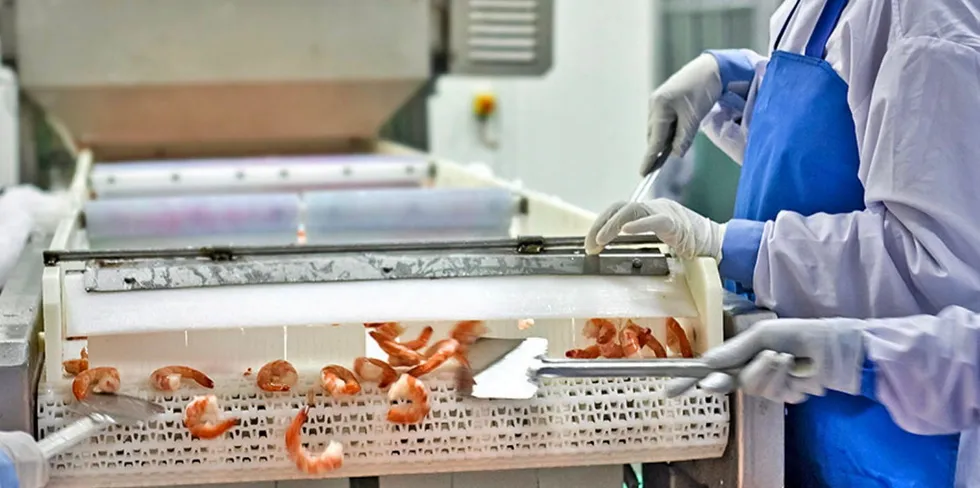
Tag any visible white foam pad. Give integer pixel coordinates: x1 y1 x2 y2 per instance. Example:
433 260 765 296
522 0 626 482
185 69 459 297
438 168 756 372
64 273 699 337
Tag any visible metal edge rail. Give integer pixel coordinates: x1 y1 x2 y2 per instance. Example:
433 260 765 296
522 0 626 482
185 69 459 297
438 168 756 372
43 235 665 265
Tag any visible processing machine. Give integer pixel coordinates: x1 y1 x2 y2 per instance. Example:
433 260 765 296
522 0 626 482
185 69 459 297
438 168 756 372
0 1 784 487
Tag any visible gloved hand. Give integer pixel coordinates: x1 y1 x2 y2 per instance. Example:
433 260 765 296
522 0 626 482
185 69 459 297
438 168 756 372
643 53 723 175
0 431 48 488
0 186 73 234
585 198 724 259
0 185 73 289
664 318 866 405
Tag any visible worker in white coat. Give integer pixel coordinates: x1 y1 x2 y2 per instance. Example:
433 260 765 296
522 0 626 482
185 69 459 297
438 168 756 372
0 432 46 488
0 185 72 289
586 0 980 486
664 306 980 487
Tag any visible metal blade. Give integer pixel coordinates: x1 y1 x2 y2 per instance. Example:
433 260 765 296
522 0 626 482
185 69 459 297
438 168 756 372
456 337 548 400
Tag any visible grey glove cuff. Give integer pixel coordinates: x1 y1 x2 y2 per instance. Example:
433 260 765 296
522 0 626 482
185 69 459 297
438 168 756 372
821 321 866 395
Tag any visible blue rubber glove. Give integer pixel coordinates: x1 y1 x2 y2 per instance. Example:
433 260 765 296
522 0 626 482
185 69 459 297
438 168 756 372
664 318 865 404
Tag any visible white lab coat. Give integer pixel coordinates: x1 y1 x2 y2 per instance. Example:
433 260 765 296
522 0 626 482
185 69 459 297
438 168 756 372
859 306 980 486
700 1 980 485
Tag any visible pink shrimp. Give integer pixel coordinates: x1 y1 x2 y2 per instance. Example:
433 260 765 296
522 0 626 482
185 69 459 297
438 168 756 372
565 345 601 359
286 391 344 474
63 347 89 377
598 341 625 359
364 322 405 340
387 374 430 425
183 395 239 439
71 366 120 401
256 360 299 392
370 332 424 366
150 365 214 391
620 326 644 358
449 320 487 347
400 326 434 350
666 318 694 358
583 318 617 344
353 357 398 389
319 365 361 397
407 339 461 378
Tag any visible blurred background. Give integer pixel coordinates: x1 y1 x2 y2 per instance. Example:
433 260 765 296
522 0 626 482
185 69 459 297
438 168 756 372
3 0 781 223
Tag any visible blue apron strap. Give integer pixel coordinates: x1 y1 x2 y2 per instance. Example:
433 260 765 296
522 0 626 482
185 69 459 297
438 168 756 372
771 0 803 52
805 0 849 58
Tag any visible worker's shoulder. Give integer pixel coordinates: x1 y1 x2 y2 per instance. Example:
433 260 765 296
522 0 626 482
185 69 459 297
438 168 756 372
892 0 980 47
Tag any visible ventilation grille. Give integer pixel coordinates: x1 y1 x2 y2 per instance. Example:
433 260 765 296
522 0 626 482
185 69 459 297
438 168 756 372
450 0 554 76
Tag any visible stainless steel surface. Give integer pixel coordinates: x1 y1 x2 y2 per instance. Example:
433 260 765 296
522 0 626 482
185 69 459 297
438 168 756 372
17 0 430 153
461 335 812 400
45 234 663 264
0 235 48 435
80 252 670 292
73 392 167 423
38 393 166 459
45 235 669 291
448 0 554 76
15 0 555 157
649 291 784 488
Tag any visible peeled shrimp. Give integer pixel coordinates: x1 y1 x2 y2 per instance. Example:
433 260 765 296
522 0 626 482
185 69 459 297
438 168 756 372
256 360 299 392
319 365 361 397
387 374 430 425
150 366 214 391
353 357 398 389
666 318 694 358
63 347 89 376
286 391 344 474
407 338 461 377
565 345 601 359
598 341 625 359
517 318 535 330
620 325 645 358
71 366 120 401
183 395 239 439
583 318 617 344
449 320 487 347
364 322 405 340
370 332 424 366
400 326 434 350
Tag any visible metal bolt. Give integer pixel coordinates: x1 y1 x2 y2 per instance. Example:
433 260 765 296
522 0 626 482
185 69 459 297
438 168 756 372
632 258 643 269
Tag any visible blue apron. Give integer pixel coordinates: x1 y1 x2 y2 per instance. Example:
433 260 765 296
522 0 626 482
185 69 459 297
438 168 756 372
729 0 960 486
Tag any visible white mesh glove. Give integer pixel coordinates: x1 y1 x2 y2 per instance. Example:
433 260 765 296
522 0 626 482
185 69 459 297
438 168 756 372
0 431 48 488
664 318 866 405
642 54 723 175
585 199 724 259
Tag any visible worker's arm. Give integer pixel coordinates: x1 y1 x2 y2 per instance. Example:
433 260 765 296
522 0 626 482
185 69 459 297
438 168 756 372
860 306 980 435
0 431 48 488
722 36 980 318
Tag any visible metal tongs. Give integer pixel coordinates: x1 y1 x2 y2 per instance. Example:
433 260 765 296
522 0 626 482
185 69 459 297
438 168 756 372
456 337 815 400
37 393 166 459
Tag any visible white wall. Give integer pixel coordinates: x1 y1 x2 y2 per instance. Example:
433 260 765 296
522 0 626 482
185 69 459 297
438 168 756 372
428 1 654 214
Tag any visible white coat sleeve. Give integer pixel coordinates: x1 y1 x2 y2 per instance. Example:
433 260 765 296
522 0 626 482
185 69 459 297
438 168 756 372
721 36 980 319
860 306 980 435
